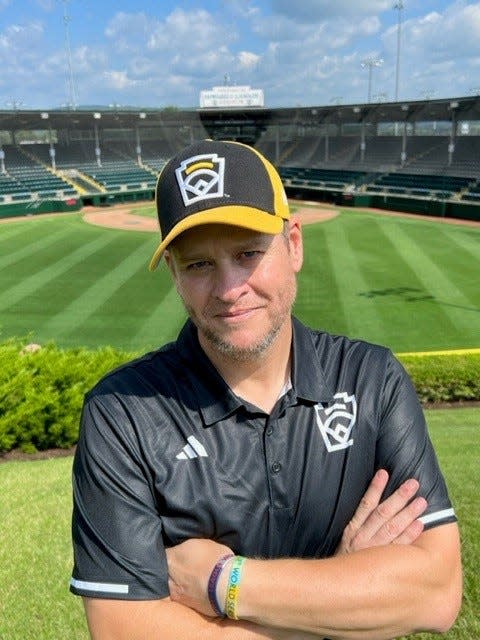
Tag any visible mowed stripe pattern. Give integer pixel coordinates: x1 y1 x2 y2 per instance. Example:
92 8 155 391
0 215 186 350
296 211 480 352
0 209 479 352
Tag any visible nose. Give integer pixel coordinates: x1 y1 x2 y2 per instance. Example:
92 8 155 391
211 263 249 303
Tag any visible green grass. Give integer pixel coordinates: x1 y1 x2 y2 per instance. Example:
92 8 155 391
0 455 87 639
0 407 478 640
0 206 479 352
297 209 480 352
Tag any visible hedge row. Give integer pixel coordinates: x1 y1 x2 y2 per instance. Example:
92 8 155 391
398 352 480 404
0 340 134 453
1 340 479 453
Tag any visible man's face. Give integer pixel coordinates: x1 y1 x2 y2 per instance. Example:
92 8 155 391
165 220 303 362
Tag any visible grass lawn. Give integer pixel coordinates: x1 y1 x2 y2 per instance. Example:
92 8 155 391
0 205 478 352
0 407 478 640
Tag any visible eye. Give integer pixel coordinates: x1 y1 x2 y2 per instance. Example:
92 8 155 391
240 250 263 260
185 260 212 271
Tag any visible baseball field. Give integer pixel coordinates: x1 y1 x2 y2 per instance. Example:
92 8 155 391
0 201 479 353
0 202 479 639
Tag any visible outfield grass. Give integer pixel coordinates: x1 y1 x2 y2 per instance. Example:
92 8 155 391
0 407 478 640
0 205 479 352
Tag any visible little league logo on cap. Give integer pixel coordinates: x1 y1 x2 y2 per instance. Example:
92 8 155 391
175 153 226 206
149 140 290 271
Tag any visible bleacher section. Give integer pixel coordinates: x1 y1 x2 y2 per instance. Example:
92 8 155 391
264 131 480 207
365 172 472 199
77 161 156 192
0 114 479 219
280 166 368 191
0 141 167 204
0 145 78 202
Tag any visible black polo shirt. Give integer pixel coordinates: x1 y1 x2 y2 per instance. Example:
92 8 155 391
70 317 456 600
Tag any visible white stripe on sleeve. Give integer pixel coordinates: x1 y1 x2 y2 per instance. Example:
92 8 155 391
419 507 455 525
70 577 129 594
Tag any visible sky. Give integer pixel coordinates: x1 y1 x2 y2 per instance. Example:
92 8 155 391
0 0 479 110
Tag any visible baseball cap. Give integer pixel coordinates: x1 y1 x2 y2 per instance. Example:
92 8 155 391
149 139 290 270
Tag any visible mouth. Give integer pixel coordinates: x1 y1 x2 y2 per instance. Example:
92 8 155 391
215 307 259 321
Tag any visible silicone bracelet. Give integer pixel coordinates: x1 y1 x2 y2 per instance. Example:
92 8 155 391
224 555 246 620
207 553 234 617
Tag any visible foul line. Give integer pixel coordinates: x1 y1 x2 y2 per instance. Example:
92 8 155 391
397 347 480 357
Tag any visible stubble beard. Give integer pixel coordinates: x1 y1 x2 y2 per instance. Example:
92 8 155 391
199 315 285 362
182 283 297 363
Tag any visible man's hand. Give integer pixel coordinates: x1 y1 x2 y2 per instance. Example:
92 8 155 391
167 538 233 617
167 469 428 618
335 468 427 555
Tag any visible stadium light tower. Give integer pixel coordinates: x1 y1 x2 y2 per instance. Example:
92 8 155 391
394 1 404 102
5 99 25 110
361 57 383 103
62 0 78 109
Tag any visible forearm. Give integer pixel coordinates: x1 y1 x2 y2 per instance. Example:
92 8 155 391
84 597 317 640
233 526 461 640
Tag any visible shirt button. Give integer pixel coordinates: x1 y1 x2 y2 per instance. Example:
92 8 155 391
266 426 274 436
271 461 282 474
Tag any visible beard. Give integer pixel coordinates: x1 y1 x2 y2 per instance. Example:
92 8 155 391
198 315 285 362
182 283 296 363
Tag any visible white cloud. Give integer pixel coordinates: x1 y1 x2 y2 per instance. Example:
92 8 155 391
147 8 232 53
103 70 136 90
0 20 44 53
0 1 479 109
378 2 480 99
237 51 260 70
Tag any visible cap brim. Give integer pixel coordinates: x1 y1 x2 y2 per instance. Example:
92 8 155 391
149 205 286 271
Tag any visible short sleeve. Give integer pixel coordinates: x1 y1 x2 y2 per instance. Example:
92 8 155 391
70 393 169 600
375 354 456 530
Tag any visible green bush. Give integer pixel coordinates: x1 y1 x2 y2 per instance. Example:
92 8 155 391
0 341 479 453
398 352 480 404
0 340 135 453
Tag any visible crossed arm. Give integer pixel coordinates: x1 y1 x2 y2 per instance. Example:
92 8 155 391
82 470 462 640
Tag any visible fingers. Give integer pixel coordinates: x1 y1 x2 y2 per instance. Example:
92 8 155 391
369 494 427 546
337 470 429 555
356 478 419 542
392 517 425 546
353 477 424 547
348 469 389 531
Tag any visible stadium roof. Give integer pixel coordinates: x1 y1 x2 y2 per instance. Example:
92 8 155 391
0 95 479 134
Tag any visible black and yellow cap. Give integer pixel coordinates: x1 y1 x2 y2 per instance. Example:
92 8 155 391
149 139 290 271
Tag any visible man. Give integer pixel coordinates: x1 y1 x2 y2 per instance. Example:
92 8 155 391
70 140 461 639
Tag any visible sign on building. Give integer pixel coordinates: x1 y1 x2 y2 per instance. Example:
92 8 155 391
200 85 264 108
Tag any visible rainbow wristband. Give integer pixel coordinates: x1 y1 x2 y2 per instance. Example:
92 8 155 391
207 553 234 617
224 555 246 620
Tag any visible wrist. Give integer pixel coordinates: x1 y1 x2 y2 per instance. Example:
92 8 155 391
207 553 234 617
224 555 246 620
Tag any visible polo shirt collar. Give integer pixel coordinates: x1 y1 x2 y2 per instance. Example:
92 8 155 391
176 320 245 425
176 317 334 426
291 316 334 403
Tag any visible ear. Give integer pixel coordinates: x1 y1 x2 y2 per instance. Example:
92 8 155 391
287 217 303 273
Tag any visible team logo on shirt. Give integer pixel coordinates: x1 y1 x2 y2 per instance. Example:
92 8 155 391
175 153 226 207
314 392 357 452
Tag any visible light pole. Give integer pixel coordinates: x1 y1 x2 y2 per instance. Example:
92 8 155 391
62 0 78 109
5 99 25 110
361 57 383 103
394 1 404 101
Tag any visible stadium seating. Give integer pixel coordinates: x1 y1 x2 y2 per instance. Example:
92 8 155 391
0 145 78 201
1 111 479 214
